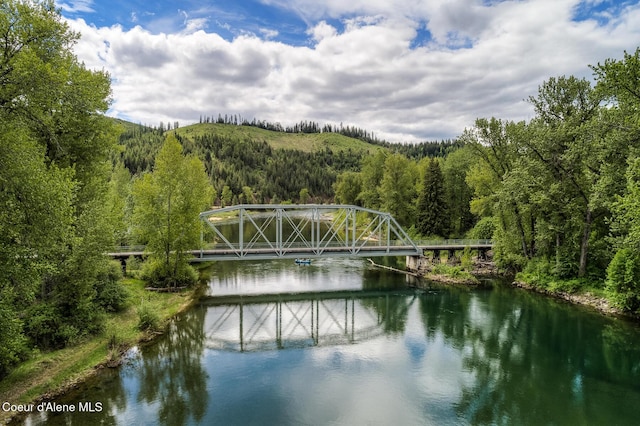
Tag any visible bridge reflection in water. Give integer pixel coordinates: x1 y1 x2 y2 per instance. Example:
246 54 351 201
201 290 417 352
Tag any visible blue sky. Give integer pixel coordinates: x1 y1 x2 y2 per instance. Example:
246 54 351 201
58 0 640 141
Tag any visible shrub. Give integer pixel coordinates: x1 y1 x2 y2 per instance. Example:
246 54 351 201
95 260 130 312
141 257 198 288
0 303 29 378
137 304 161 332
23 302 61 349
469 216 495 240
606 248 640 313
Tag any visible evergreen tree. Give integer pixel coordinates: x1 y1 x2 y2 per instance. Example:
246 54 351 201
416 159 449 237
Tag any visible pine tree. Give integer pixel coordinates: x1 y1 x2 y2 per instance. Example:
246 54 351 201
416 159 449 237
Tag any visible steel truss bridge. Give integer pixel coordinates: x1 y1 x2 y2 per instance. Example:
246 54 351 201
107 204 493 262
196 204 422 261
201 290 418 352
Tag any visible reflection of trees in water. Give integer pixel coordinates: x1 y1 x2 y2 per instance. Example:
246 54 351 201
136 306 208 426
31 367 128 426
359 293 414 334
362 265 411 291
419 285 640 424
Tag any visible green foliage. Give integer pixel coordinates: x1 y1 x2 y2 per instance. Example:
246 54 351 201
95 261 130 313
140 257 199 288
442 146 476 236
23 303 62 349
416 158 449 237
379 153 418 226
0 300 28 378
137 303 162 332
460 247 474 271
126 255 142 276
358 150 387 209
0 0 115 372
469 217 496 240
517 259 591 293
333 171 362 205
431 264 479 283
132 135 212 287
606 249 640 313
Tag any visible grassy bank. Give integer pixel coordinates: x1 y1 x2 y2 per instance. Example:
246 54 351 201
0 278 200 424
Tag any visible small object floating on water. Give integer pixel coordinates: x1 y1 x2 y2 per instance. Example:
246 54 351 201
295 258 312 265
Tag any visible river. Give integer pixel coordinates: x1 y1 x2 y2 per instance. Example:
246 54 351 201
18 258 640 425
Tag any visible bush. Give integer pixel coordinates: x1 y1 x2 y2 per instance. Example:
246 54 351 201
606 248 640 313
469 216 495 240
97 280 131 312
137 304 161 332
23 302 61 349
141 257 198 288
95 260 130 312
0 302 29 378
432 264 479 283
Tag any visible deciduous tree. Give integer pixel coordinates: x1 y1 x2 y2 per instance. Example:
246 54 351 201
132 135 213 287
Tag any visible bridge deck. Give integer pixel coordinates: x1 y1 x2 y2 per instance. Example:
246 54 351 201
108 245 423 261
108 241 492 262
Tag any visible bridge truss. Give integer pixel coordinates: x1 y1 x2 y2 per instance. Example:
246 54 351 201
197 204 421 261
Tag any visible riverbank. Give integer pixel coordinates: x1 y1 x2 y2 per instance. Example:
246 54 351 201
406 256 631 319
0 278 201 425
512 280 624 317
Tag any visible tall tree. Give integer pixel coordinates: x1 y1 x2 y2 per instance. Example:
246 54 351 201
333 171 362 205
442 146 476 237
525 76 604 277
132 135 213 287
379 153 417 226
0 0 116 368
416 159 449 237
358 150 387 209
464 118 535 268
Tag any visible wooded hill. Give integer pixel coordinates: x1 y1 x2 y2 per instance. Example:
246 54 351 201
114 120 459 204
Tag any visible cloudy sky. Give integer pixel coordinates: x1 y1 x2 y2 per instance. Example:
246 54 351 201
58 0 640 142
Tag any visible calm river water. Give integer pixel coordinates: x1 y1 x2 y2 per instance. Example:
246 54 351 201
19 258 640 425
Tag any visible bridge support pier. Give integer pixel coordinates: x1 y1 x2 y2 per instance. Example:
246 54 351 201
477 248 489 260
117 257 127 274
406 255 427 273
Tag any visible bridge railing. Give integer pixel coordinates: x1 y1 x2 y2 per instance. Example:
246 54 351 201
199 240 419 250
109 240 493 254
108 245 147 253
414 239 493 247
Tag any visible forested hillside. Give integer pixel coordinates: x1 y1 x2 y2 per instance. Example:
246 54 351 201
115 121 458 204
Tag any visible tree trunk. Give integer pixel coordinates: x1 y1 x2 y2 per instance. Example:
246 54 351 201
578 207 592 278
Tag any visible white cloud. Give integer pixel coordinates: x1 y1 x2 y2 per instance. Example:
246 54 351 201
67 0 640 141
57 0 94 14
